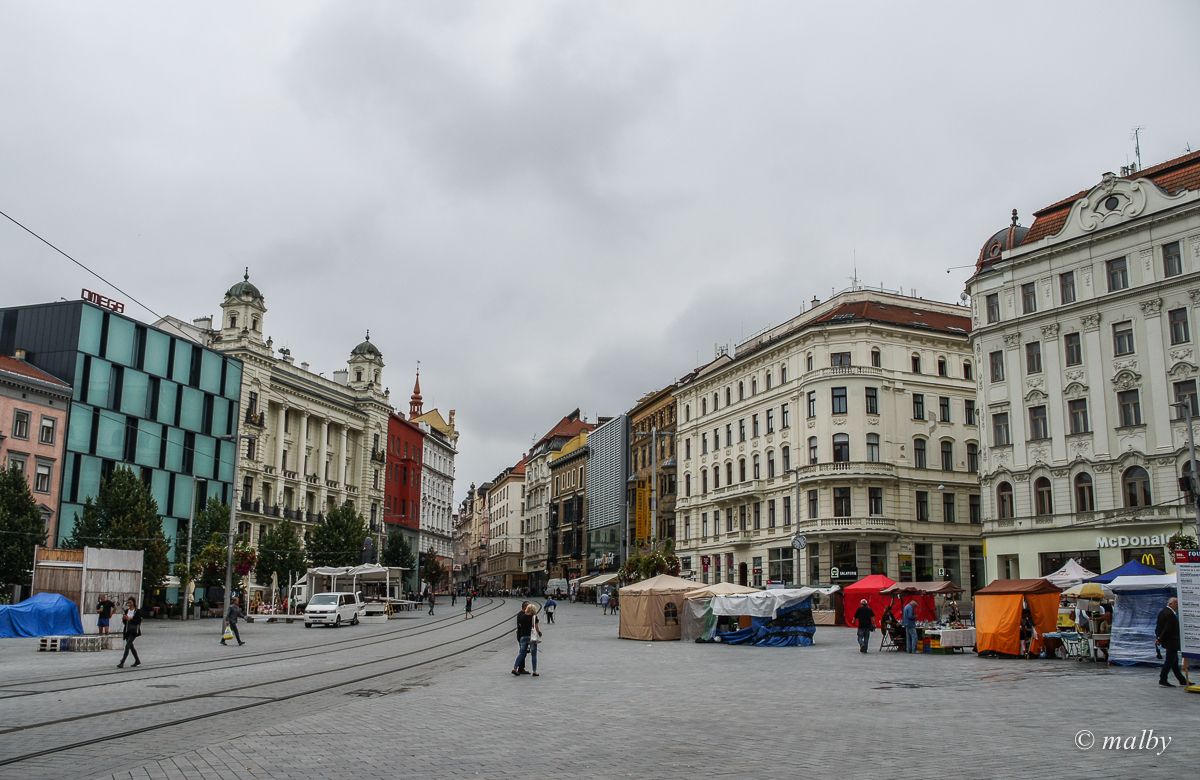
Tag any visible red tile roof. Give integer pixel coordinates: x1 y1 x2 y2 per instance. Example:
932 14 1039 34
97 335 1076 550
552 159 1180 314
812 301 971 335
0 355 70 389
535 410 595 446
1023 149 1200 244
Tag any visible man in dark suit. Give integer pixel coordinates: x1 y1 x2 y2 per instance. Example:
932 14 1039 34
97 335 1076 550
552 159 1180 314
1155 597 1188 688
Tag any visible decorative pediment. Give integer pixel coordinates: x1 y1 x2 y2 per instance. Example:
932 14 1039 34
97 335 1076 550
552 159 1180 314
1024 388 1049 403
1168 360 1199 379
1111 369 1141 391
1063 381 1089 398
1053 174 1193 242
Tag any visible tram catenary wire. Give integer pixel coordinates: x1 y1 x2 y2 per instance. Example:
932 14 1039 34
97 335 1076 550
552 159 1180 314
0 597 504 693
0 600 517 768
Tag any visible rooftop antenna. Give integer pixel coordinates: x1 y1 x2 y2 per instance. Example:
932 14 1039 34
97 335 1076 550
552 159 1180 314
1132 126 1144 171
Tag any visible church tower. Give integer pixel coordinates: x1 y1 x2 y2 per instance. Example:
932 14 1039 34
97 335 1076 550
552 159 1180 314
348 331 385 391
219 268 267 344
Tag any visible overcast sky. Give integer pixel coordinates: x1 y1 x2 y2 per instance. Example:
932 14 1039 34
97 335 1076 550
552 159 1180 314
4 1 1199 504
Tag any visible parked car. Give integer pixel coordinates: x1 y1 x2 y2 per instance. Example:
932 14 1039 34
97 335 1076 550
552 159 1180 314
304 592 362 628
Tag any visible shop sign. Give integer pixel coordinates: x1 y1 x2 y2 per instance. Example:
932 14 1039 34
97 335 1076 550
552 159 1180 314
1175 550 1200 661
81 288 125 313
752 567 762 574
830 567 858 580
701 555 710 571
1096 534 1169 549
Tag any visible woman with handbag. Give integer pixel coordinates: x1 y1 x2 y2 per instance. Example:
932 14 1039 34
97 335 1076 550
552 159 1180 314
527 603 543 677
118 597 143 668
511 603 542 677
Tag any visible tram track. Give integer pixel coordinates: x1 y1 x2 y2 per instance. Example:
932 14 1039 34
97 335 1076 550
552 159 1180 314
0 597 505 694
0 600 517 769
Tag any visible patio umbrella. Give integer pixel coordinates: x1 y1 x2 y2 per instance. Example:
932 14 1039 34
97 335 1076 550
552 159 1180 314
1063 582 1110 599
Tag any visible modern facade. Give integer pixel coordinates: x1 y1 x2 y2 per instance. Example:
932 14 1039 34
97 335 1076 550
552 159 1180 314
587 413 628 575
967 150 1200 578
548 430 589 582
674 288 984 594
409 376 458 569
159 272 391 553
0 299 244 605
628 387 677 549
486 457 526 590
0 351 71 545
521 409 595 593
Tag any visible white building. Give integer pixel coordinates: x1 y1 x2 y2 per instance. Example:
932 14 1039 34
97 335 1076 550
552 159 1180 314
674 288 984 594
487 458 527 590
158 271 392 551
967 150 1200 578
409 379 458 567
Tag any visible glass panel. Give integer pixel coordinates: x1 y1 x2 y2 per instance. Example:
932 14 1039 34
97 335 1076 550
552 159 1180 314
120 370 149 417
78 305 104 355
136 420 162 467
58 503 85 544
179 386 204 431
151 469 170 512
73 353 86 401
77 455 102 503
172 340 193 384
144 329 171 376
164 427 185 471
86 358 112 407
95 412 125 459
172 474 194 518
224 360 243 401
68 404 93 452
105 315 135 366
200 350 223 394
157 380 178 425
211 396 231 438
218 438 235 483
193 434 216 478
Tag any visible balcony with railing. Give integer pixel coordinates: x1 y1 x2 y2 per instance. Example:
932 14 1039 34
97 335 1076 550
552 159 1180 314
795 516 900 534
243 409 266 428
808 365 885 381
710 479 767 504
793 461 897 480
371 449 386 464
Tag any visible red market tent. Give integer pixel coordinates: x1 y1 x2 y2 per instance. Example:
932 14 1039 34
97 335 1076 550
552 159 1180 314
841 574 937 627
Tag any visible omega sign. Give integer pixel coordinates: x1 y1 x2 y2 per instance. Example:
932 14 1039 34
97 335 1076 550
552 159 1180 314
81 288 125 313
1096 534 1168 549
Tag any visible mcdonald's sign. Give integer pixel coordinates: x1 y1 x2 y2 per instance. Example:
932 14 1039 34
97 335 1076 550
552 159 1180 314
1140 552 1158 567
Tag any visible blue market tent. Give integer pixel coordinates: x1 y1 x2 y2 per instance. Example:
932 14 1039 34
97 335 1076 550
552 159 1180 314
1087 559 1163 584
0 593 84 638
1107 575 1177 666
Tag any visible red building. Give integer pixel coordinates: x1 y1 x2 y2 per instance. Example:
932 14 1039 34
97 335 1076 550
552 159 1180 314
385 410 425 546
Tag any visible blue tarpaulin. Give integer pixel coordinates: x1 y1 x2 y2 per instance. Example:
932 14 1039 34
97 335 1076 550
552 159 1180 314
1087 559 1163 584
715 598 818 647
0 593 84 638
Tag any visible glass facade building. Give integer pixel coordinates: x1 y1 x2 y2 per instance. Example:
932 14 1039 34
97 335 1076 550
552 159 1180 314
0 301 243 597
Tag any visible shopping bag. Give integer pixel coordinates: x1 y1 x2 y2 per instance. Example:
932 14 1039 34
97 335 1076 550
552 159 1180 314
222 625 235 642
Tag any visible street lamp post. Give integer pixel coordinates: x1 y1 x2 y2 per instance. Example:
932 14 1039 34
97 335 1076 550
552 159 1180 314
220 429 255 637
1171 401 1200 542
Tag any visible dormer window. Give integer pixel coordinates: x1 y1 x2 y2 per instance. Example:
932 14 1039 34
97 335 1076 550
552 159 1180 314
355 370 363 383
229 313 237 329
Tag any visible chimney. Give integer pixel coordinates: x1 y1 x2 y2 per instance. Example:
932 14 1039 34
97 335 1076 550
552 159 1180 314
448 409 456 427
13 348 27 361
811 296 821 307
192 316 213 331
332 369 349 386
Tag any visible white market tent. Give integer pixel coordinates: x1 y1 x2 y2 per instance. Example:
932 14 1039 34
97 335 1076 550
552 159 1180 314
1108 573 1179 666
681 586 840 642
1109 573 1178 591
1043 558 1098 589
304 564 408 603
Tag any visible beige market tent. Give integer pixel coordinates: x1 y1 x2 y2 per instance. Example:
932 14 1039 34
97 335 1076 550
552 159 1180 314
684 582 760 600
618 574 702 640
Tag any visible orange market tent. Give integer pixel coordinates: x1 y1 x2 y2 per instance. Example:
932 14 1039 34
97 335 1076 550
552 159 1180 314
974 578 1061 657
618 574 702 640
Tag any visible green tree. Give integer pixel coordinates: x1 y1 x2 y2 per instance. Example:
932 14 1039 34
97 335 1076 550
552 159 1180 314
0 466 46 589
421 546 446 591
63 467 170 596
382 529 417 590
305 502 367 567
255 519 308 587
191 497 230 550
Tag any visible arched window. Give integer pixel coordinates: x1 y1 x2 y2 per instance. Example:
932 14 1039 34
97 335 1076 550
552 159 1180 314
751 377 758 395
229 313 238 329
726 461 734 485
664 602 679 625
871 348 882 368
806 353 813 371
832 433 850 462
997 482 1014 518
685 473 692 497
738 381 745 400
913 438 927 469
373 370 380 383
941 440 954 471
1034 477 1053 516
237 521 251 542
739 458 747 482
701 398 707 416
752 454 761 480
1123 466 1152 507
963 360 973 381
866 433 880 462
766 451 775 478
966 442 979 473
712 466 720 490
808 436 818 464
781 445 791 472
1074 472 1094 511
911 353 922 374
684 404 691 422
702 470 709 494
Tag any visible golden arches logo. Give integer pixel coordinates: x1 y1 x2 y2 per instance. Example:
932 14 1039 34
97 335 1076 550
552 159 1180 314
1140 552 1157 566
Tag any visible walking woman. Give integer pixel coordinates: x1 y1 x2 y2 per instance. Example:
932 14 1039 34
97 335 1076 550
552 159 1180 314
117 597 142 668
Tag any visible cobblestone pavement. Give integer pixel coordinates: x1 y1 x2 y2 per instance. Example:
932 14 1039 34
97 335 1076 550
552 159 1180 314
2 601 1198 779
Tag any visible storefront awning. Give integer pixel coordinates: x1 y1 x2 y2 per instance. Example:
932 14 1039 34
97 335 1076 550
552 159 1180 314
582 573 618 588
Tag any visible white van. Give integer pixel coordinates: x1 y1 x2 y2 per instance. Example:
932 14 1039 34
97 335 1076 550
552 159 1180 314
304 592 362 628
